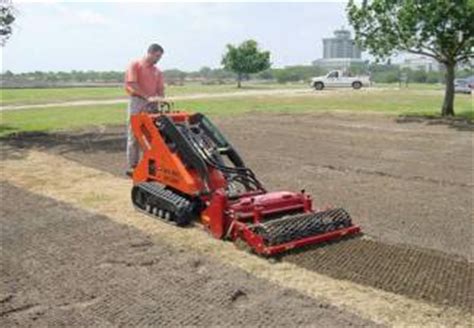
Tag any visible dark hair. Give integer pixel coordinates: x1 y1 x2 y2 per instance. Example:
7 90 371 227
148 43 164 54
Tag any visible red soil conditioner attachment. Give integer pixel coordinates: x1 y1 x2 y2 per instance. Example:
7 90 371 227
130 103 360 256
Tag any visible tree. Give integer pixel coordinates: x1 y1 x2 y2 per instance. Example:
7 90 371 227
221 40 271 88
163 69 187 85
3 70 13 78
273 68 300 84
347 0 474 116
199 66 212 80
426 71 441 84
0 2 15 46
256 69 274 80
412 69 428 83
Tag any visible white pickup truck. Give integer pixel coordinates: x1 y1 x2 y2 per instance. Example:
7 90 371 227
310 70 370 90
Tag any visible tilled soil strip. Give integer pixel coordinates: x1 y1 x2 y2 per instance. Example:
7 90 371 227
281 238 473 312
1 182 375 327
1 149 472 327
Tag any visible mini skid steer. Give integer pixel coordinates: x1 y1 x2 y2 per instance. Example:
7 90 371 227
130 102 360 256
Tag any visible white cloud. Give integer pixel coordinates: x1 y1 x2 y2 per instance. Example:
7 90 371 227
76 9 111 26
114 2 188 17
40 3 113 27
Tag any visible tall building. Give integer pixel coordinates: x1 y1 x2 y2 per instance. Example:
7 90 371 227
323 29 361 59
313 28 365 70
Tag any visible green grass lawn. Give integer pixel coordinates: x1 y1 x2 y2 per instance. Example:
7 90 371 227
0 83 305 106
1 89 471 137
0 82 449 106
1 87 124 105
178 90 472 116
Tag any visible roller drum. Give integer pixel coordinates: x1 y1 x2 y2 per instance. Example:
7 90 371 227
251 208 352 246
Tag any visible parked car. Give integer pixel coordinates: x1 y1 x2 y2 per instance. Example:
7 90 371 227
454 76 473 94
310 70 370 90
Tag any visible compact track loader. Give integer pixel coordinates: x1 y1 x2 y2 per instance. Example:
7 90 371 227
130 102 360 256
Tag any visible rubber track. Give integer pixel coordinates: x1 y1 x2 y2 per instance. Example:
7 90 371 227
132 182 193 226
138 183 191 210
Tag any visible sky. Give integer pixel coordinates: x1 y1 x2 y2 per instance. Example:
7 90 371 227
1 1 359 73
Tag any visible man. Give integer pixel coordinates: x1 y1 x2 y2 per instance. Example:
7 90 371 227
124 43 166 176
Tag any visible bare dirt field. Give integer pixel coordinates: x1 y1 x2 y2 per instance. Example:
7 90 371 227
1 111 473 325
1 182 376 327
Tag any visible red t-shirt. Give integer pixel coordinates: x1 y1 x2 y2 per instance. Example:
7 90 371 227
125 58 164 97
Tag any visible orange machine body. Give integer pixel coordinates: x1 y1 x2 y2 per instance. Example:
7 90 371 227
131 112 226 196
130 110 361 256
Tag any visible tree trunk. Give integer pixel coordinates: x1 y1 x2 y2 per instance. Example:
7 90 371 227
441 62 455 116
237 72 242 88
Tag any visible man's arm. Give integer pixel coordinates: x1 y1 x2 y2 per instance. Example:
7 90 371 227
126 82 149 99
127 83 164 103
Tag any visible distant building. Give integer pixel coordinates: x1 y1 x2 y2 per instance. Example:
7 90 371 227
399 56 441 72
323 29 361 59
313 28 365 70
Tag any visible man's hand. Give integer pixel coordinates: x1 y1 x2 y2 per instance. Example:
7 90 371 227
146 96 173 111
147 96 170 104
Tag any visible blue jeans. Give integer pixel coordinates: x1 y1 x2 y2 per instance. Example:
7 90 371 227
126 97 157 168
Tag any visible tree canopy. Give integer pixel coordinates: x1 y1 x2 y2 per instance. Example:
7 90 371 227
221 40 271 88
347 0 474 116
0 2 15 46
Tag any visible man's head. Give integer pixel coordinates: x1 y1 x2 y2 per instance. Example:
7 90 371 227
146 43 164 65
